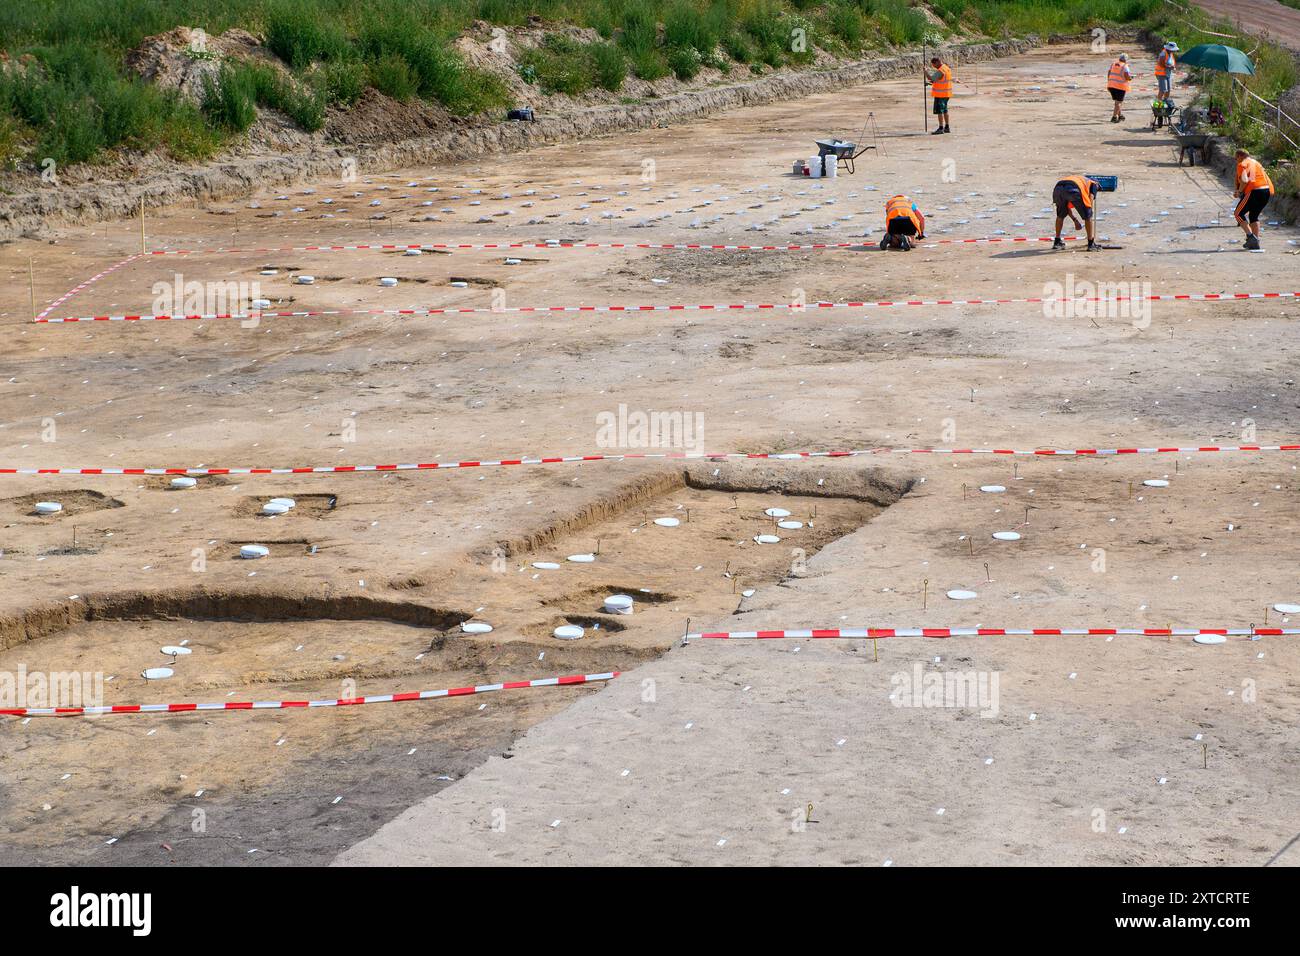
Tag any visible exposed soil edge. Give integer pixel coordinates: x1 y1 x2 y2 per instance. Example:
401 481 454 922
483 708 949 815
0 37 1043 242
497 461 913 557
0 588 469 652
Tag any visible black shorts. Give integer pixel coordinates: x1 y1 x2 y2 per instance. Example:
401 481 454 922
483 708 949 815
1109 87 1126 102
932 97 949 115
887 216 919 236
1236 188 1271 223
1052 183 1093 221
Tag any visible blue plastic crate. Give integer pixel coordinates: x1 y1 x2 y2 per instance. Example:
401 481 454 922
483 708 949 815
1086 174 1119 192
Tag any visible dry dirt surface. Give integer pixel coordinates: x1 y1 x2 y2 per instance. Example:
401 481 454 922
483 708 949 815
1193 0 1300 51
1 42 1299 867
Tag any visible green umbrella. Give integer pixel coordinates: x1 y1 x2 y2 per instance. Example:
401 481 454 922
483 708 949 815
1178 43 1255 75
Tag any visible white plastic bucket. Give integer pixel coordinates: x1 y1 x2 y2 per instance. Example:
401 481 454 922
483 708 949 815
34 501 62 515
604 594 634 615
240 544 270 559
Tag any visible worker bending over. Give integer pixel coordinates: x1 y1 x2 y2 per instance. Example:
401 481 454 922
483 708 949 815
926 57 952 134
1106 53 1134 123
1052 175 1100 251
880 194 925 250
1234 148 1273 251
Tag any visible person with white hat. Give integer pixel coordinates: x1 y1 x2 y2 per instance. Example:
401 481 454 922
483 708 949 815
1106 53 1136 123
1155 42 1179 101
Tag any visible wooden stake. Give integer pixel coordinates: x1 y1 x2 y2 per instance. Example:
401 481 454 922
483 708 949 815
922 578 929 610
1202 743 1208 769
28 257 36 321
984 561 990 582
873 637 879 662
968 536 974 557
140 196 146 254
923 40 929 132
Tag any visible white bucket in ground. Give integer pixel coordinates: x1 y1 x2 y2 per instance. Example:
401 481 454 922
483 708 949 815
461 622 493 634
260 269 278 276
532 561 560 570
980 485 1006 493
992 531 1021 541
450 281 469 288
262 502 290 516
240 544 270 559
1193 633 1227 645
553 625 584 640
1143 479 1170 487
777 520 803 530
34 502 62 515
170 477 197 489
764 507 791 518
160 645 192 656
404 248 422 256
268 498 296 509
296 275 315 285
653 517 680 527
567 554 595 563
947 589 978 600
379 277 398 287
754 534 781 544
604 594 634 615
1273 603 1300 614
252 298 271 309
142 667 174 680
504 258 522 265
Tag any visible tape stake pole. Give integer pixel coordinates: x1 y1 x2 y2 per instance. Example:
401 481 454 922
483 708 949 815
28 257 35 322
140 196 145 255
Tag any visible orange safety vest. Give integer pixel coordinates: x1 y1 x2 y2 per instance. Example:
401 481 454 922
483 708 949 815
1237 157 1273 194
885 195 922 229
1107 60 1131 92
1155 51 1174 76
1060 176 1095 209
930 64 952 98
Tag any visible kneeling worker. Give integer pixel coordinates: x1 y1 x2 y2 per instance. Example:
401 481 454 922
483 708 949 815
1234 148 1273 251
880 194 925 250
1052 175 1100 251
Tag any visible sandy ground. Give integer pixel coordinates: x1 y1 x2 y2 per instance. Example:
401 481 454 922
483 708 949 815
1193 0 1300 51
1 42 1299 866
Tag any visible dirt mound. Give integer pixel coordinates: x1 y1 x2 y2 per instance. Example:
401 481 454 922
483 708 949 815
126 27 278 105
324 87 461 147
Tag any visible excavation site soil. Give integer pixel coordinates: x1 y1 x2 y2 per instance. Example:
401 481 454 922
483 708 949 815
1 42 1298 866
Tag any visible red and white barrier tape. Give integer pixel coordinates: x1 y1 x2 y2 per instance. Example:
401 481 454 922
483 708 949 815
3 444 1296 477
688 627 1293 640
0 670 618 718
141 236 1081 256
34 253 142 321
33 291 1300 324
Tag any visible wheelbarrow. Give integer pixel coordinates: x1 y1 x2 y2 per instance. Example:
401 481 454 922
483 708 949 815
1150 100 1178 130
814 138 875 175
1173 124 1214 166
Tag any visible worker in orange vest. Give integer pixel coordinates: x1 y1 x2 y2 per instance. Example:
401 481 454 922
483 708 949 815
880 194 926 250
1052 175 1101 251
1106 53 1135 123
1233 148 1273 250
926 56 952 134
1155 42 1178 102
